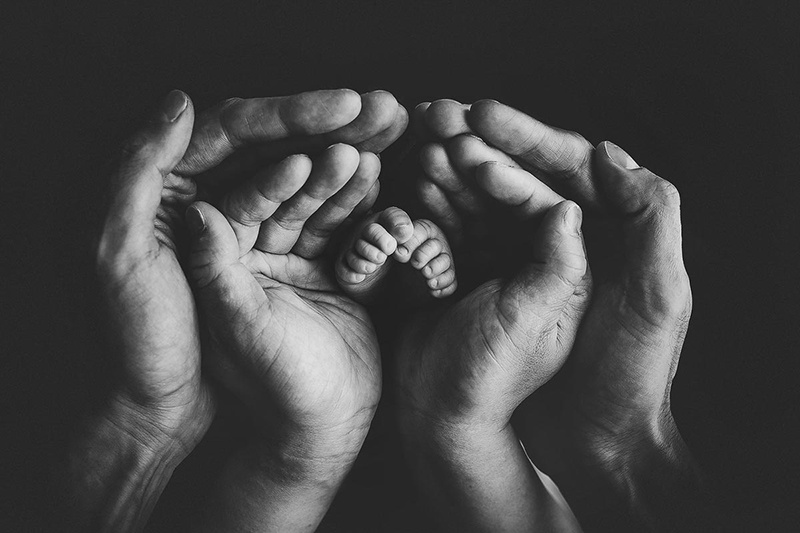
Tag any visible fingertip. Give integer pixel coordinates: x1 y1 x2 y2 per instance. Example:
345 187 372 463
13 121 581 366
426 99 472 139
358 150 382 179
325 142 362 169
185 203 207 238
560 200 583 235
599 141 640 170
291 89 362 132
158 89 190 123
335 88 364 118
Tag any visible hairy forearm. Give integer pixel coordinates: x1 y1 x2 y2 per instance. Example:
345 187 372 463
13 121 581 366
65 396 188 532
401 414 578 533
563 417 714 532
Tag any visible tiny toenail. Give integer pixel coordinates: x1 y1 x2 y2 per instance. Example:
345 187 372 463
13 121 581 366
397 246 408 255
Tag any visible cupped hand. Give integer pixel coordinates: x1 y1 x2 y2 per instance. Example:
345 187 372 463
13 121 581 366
94 87 406 450
187 143 384 469
396 153 590 433
418 99 701 529
96 90 214 451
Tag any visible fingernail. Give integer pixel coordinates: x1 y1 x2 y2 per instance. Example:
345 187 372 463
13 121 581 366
481 160 512 168
564 203 582 234
604 142 640 170
465 133 487 144
162 90 188 122
185 205 206 237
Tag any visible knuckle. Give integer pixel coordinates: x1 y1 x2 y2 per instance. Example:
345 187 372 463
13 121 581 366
635 267 693 325
552 132 594 181
95 238 138 283
653 177 681 208
119 133 151 162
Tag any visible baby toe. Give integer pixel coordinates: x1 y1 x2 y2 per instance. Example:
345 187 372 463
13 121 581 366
355 238 387 264
411 238 444 269
428 268 456 291
346 250 379 274
363 222 398 255
422 254 451 278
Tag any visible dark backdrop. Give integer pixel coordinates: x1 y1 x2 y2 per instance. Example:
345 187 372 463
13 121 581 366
3 1 799 531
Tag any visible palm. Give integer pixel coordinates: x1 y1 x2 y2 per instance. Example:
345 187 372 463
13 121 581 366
122 248 201 404
103 173 211 436
203 249 381 434
398 277 568 426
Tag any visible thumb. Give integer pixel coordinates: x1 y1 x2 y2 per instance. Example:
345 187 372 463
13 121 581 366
185 201 241 289
502 200 588 330
594 141 690 319
102 90 194 256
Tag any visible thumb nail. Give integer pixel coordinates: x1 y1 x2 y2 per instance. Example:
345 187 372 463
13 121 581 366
185 205 206 237
604 142 640 170
162 90 189 122
564 203 582 234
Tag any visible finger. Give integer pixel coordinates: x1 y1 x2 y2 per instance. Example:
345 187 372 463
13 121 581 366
467 99 600 207
446 133 521 172
100 90 194 260
501 201 588 330
444 133 519 214
350 179 381 220
354 102 409 153
419 142 483 215
255 144 360 254
412 102 433 141
595 141 690 319
220 154 312 255
417 177 464 239
185 201 243 290
425 99 473 139
475 161 565 219
328 90 400 150
176 89 362 174
292 151 381 258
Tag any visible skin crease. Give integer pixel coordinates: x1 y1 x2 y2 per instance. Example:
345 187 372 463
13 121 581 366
407 98 707 532
71 88 409 533
395 148 591 531
72 86 706 533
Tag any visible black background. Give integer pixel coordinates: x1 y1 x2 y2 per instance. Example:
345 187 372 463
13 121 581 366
3 1 800 531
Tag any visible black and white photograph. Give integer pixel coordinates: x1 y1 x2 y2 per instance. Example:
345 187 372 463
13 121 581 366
3 2 799 531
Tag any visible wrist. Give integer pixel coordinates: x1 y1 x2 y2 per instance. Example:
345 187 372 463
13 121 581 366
249 409 377 486
66 396 192 532
109 388 212 459
559 410 706 530
398 403 511 457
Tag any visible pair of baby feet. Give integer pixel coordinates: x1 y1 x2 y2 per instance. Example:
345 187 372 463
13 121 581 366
335 207 457 304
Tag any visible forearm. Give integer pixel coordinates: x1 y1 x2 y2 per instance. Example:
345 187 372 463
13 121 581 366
401 414 578 533
195 435 363 533
563 417 713 532
65 396 189 532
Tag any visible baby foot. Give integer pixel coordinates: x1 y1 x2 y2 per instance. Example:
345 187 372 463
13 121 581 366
393 218 457 299
336 207 457 304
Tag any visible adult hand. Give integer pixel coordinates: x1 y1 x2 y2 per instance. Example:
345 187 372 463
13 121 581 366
69 88 406 532
395 130 590 531
68 90 211 533
186 144 383 532
418 99 708 532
